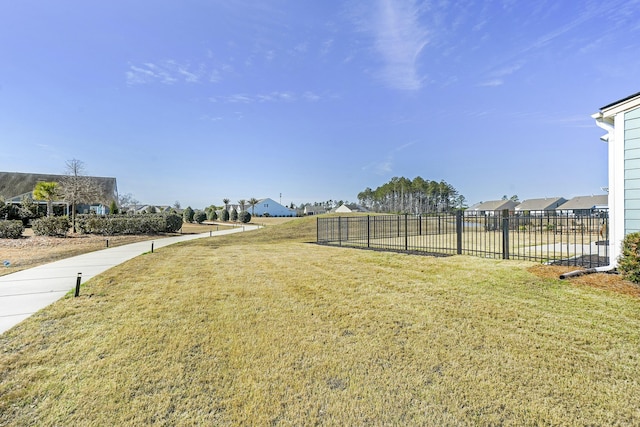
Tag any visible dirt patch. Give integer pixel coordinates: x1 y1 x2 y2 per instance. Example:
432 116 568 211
528 264 640 298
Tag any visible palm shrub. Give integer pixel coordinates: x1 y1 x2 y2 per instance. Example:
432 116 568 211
238 211 251 224
32 216 71 237
0 220 24 239
618 232 640 283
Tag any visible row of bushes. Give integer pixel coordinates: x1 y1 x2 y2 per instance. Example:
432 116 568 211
0 218 71 238
32 216 72 237
0 214 185 238
76 213 183 235
0 220 24 239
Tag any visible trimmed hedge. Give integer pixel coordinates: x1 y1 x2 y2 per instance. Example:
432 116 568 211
0 220 24 239
32 216 71 237
75 213 183 235
238 211 252 224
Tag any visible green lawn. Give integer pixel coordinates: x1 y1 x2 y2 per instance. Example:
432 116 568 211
1 216 639 425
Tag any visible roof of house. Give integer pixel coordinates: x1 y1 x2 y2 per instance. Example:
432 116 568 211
515 197 567 211
0 171 117 203
473 200 519 211
600 91 640 110
557 195 608 210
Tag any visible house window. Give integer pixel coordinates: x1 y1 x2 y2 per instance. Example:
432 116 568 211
264 204 268 207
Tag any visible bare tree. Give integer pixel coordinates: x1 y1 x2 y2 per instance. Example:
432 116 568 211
119 193 139 214
59 159 101 232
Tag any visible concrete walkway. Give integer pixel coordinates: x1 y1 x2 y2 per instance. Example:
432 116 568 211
0 225 259 334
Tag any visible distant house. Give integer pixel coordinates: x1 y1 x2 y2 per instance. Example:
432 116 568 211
334 203 369 214
0 171 117 215
515 197 567 215
304 205 327 216
465 199 519 216
593 91 640 265
556 195 608 216
248 198 296 217
133 205 172 214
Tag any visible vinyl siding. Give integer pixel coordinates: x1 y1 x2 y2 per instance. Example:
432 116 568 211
625 106 640 233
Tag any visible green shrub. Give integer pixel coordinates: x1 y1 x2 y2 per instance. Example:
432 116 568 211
193 210 206 224
0 220 24 239
618 232 640 283
183 206 194 223
238 211 251 224
230 209 238 222
220 210 230 222
32 216 71 237
164 213 183 233
75 214 181 235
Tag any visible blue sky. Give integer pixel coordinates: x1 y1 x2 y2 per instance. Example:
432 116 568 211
2 0 640 209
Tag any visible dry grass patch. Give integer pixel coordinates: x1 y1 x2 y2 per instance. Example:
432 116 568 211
1 216 640 425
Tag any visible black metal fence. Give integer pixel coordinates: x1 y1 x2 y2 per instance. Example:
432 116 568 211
317 210 609 267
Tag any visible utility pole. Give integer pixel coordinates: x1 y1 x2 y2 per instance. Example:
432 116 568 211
280 193 282 205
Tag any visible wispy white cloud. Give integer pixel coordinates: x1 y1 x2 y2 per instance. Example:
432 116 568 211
479 61 523 87
353 0 429 91
126 60 207 85
362 141 416 175
209 91 322 104
374 0 429 90
478 79 503 87
320 38 334 56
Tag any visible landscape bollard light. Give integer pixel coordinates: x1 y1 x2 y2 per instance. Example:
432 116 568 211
106 239 109 248
74 273 82 297
210 230 212 237
151 242 154 253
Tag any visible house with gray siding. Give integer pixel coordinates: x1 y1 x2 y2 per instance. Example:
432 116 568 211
465 199 519 216
555 195 608 216
515 197 567 215
593 91 640 266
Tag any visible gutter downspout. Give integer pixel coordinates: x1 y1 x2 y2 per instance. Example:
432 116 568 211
560 113 617 279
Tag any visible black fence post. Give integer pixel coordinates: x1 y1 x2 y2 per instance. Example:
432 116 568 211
502 209 510 259
456 210 463 255
404 213 408 251
367 215 371 248
338 216 342 246
74 273 82 297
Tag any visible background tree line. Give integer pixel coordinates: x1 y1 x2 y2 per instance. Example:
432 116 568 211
357 176 466 214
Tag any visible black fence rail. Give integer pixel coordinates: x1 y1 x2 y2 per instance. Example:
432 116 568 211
317 210 609 267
